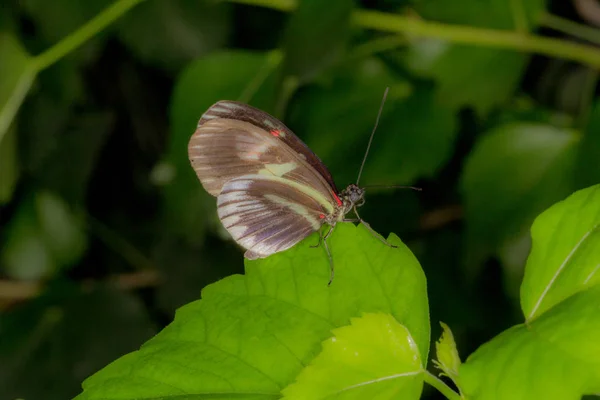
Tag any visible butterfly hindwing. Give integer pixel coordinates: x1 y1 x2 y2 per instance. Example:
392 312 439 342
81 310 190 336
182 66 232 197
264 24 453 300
217 174 330 259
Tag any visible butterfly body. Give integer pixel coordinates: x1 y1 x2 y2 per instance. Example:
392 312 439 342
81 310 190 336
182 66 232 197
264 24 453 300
188 100 365 262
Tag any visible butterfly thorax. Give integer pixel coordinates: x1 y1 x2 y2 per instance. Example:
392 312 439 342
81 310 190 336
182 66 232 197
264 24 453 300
327 184 365 223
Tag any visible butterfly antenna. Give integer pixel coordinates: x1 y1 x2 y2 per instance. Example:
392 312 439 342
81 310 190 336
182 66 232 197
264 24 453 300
364 184 422 191
356 87 389 185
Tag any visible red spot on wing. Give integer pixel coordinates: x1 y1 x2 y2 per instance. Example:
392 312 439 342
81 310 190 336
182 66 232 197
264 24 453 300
333 193 342 206
270 129 281 137
319 214 325 219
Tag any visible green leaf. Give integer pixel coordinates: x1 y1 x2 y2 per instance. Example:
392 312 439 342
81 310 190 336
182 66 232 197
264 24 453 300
1 191 87 279
459 285 600 399
164 50 280 241
575 100 600 189
521 184 600 321
0 207 54 280
35 191 87 267
405 44 527 116
433 322 461 382
0 283 155 400
0 32 35 147
117 0 231 72
361 86 457 185
462 123 579 269
19 109 114 204
75 223 429 399
405 0 547 115
281 313 423 399
288 58 412 185
290 61 456 187
283 0 354 83
0 124 18 204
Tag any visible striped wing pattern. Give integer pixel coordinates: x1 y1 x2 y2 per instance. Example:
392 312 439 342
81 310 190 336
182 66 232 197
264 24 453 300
217 175 328 259
188 100 341 258
196 100 339 193
189 118 334 201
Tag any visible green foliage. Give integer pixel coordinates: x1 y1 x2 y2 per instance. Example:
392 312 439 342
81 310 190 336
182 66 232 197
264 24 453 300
75 224 429 399
459 184 600 399
406 0 546 116
0 283 156 400
0 33 34 203
282 0 353 83
433 322 461 384
462 123 579 268
1 191 87 279
2 0 600 399
282 313 423 399
520 185 600 320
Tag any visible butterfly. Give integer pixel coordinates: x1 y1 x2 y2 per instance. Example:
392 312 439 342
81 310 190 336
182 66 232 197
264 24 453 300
188 91 397 283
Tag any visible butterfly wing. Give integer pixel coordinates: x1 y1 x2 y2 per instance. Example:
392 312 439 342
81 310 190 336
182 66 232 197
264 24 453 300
189 101 341 205
217 174 332 258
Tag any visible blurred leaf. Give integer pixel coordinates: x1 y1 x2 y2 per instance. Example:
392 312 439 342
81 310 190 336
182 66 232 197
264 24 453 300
0 124 18 204
75 223 430 399
117 0 231 72
497 230 532 299
281 313 423 399
0 283 155 400
289 57 413 185
433 322 461 383
283 0 354 83
363 86 458 185
406 44 527 116
0 199 54 280
460 285 600 399
405 0 547 115
462 123 579 269
520 184 600 321
154 236 242 315
21 0 111 59
32 112 114 204
35 192 87 266
291 67 455 186
575 100 600 188
0 32 35 148
165 50 280 241
1 191 87 280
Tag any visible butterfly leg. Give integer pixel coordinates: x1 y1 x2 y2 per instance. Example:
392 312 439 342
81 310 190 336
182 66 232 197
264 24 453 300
309 230 323 248
321 224 336 285
353 207 397 248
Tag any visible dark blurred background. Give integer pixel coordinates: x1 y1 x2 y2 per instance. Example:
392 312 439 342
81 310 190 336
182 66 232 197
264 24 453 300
1 0 600 398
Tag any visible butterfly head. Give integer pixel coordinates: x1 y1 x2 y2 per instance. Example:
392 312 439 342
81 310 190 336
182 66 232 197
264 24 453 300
340 184 365 213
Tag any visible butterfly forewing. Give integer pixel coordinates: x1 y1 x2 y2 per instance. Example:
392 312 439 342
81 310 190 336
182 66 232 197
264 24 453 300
217 174 330 259
194 100 339 193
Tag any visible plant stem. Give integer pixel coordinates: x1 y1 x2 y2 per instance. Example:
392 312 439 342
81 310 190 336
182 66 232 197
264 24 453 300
355 10 600 67
32 0 146 72
228 0 600 69
348 34 408 60
541 12 600 47
509 0 529 33
423 370 463 400
230 0 295 12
